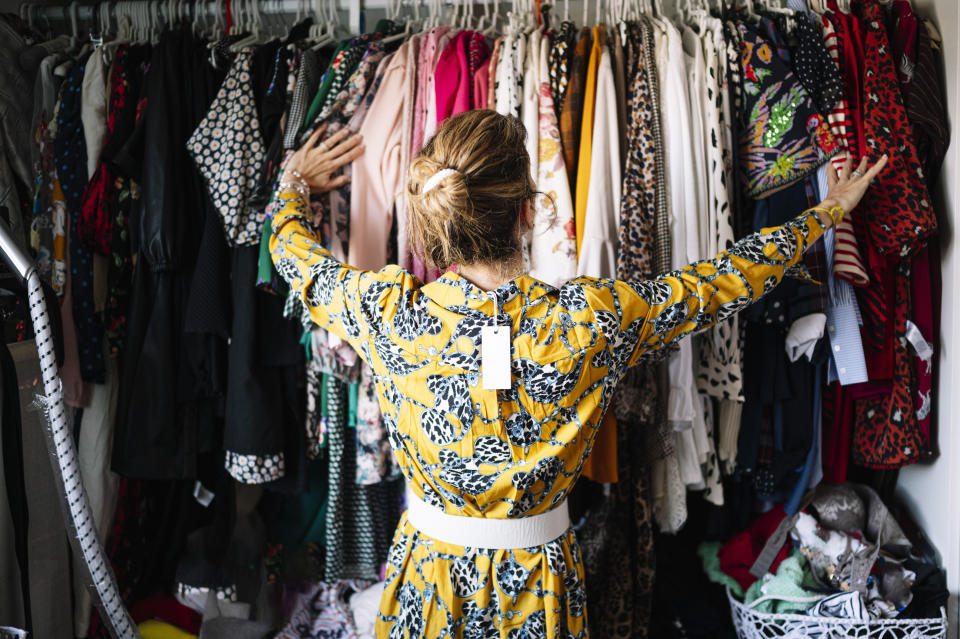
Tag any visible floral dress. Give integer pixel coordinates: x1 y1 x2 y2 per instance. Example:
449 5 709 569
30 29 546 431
269 192 827 638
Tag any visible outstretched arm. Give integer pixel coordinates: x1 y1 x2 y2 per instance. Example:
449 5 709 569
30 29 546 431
582 155 889 372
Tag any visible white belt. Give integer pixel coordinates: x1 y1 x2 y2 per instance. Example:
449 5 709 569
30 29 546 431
405 485 570 549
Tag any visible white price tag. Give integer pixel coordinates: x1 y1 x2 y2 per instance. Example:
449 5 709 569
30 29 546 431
481 325 511 390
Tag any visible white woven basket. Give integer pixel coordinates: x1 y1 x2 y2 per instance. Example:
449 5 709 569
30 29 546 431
727 588 947 639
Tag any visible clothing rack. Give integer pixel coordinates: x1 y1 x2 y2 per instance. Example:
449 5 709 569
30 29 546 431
17 0 556 44
0 220 138 639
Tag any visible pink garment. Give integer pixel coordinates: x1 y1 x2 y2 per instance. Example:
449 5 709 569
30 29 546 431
473 58 491 110
412 26 452 159
435 31 471 125
411 27 452 282
396 34 420 272
349 46 411 271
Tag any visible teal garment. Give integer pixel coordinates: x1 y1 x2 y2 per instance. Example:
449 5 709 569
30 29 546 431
699 542 744 598
257 217 277 290
261 458 329 548
744 552 822 615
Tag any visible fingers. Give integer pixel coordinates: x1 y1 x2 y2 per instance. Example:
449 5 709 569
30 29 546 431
853 156 870 178
325 143 365 172
864 154 889 182
840 155 853 181
322 127 353 150
325 132 363 159
328 174 352 189
827 161 839 188
304 125 325 150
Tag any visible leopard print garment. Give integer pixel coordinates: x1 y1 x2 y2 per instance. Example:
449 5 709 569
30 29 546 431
858 0 936 257
852 261 923 469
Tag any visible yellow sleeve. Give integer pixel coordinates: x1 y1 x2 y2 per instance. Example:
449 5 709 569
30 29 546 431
269 192 420 360
578 209 829 373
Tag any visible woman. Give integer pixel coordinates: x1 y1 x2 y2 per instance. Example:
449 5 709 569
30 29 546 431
271 110 886 638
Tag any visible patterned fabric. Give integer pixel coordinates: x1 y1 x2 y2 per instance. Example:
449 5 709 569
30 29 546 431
487 37 502 109
530 37 577 288
549 21 576 117
852 264 921 468
640 17 671 279
819 16 856 168
284 49 319 150
187 48 266 247
736 22 839 198
356 362 401 484
467 31 490 108
560 28 591 198
698 25 743 402
494 33 523 119
791 15 844 118
857 0 936 257
79 46 142 356
225 450 285 484
269 191 828 638
324 374 380 582
55 52 106 384
906 19 949 189
819 14 868 286
617 22 657 283
276 581 368 639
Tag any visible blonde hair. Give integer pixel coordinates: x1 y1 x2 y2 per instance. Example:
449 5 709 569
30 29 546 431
406 110 535 272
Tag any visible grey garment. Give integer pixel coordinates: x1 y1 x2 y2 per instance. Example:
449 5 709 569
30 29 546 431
80 51 109 179
283 49 320 150
0 20 37 247
11 340 74 639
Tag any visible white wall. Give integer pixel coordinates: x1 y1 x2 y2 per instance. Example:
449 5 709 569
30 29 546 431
897 0 960 635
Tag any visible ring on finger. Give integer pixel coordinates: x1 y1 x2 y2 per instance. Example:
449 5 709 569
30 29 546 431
851 169 864 178
319 142 330 152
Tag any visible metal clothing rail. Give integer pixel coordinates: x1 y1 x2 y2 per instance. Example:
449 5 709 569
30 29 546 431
19 0 544 41
0 222 139 639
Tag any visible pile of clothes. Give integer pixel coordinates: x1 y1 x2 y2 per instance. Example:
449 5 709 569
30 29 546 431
700 484 947 621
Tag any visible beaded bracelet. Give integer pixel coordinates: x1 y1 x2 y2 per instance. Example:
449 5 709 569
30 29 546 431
278 181 310 199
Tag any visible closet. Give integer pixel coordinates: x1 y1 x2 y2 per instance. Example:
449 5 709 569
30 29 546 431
0 0 957 637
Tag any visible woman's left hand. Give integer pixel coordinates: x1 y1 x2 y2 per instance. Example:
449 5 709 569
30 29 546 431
281 124 365 195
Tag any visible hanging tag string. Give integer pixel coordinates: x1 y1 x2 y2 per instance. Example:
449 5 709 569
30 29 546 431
491 293 500 327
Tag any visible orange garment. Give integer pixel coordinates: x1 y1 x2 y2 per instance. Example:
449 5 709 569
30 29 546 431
574 26 617 483
573 25 604 258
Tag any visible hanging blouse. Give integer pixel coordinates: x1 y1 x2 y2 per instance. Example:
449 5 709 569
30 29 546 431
697 24 743 403
486 36 502 109
818 14 868 286
573 25 602 259
350 45 412 272
435 31 472 123
187 48 267 247
528 32 576 289
857 0 936 258
56 53 106 385
559 27 591 196
736 22 839 199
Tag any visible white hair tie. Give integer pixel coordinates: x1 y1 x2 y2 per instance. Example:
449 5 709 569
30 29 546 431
422 168 459 195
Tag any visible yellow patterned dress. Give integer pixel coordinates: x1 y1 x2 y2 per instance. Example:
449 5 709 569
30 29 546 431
270 192 827 638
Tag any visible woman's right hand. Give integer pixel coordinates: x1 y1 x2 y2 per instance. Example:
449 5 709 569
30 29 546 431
281 124 365 195
817 154 889 227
